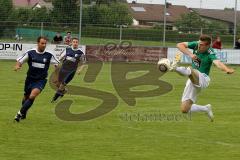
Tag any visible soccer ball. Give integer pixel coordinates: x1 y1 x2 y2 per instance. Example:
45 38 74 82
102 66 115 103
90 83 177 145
157 58 171 72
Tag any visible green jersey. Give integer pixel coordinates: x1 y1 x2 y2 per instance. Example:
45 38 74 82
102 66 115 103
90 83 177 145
188 41 218 75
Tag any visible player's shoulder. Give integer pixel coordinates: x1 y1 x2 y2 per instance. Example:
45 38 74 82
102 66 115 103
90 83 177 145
42 50 56 58
188 41 198 44
26 48 36 54
187 41 198 49
77 48 84 53
208 47 217 55
187 41 198 46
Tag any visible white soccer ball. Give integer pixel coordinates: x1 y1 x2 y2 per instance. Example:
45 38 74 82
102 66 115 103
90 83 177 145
157 58 171 72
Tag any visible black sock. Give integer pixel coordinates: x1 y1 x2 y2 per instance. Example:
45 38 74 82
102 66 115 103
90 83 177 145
22 99 26 105
52 91 63 102
20 99 34 115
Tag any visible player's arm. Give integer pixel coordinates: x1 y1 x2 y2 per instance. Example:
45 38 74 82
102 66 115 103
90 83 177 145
58 49 66 62
14 61 22 71
14 52 28 71
177 42 198 60
50 54 60 69
77 54 87 75
213 60 234 74
76 65 87 75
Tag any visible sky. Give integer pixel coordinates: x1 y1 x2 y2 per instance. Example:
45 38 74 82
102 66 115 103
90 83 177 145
127 0 240 10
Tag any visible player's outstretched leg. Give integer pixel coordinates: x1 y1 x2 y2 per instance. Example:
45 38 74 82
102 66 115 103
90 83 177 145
169 52 182 71
170 52 200 86
181 100 214 122
51 91 64 103
51 84 67 103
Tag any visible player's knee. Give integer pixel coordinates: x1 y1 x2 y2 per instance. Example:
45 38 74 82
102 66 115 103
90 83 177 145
29 92 39 99
180 106 189 113
28 96 36 100
181 109 189 113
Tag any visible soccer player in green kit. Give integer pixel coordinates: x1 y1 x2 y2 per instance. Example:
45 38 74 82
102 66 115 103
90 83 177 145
170 34 234 121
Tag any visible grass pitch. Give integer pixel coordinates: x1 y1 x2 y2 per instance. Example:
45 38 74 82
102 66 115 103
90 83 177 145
0 61 240 160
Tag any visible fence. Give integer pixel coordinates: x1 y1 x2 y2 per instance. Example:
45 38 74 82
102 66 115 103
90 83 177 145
0 0 240 48
0 21 239 48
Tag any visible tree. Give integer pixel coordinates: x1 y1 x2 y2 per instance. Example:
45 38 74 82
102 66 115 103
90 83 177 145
96 0 127 6
110 3 132 25
31 7 51 22
224 7 234 11
51 0 79 23
0 0 13 37
0 0 13 21
175 11 229 35
84 3 132 25
175 11 206 33
8 8 33 22
205 20 228 35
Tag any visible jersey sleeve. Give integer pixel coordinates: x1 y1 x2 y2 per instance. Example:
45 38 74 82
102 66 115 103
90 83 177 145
17 51 29 64
187 41 198 50
59 49 67 61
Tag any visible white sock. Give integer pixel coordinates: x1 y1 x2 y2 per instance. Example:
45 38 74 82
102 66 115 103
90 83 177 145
176 67 191 76
190 104 208 113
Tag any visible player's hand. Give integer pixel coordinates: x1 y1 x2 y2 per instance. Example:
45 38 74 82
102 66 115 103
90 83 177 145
226 68 235 74
190 54 198 61
77 65 87 75
14 65 21 71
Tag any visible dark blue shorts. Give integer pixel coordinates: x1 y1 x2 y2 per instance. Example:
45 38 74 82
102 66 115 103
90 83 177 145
58 68 76 85
24 78 47 96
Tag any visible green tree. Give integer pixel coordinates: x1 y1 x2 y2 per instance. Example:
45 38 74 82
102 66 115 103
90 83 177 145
175 12 206 33
31 7 51 22
0 0 13 37
110 3 132 25
94 0 127 6
51 0 79 23
204 20 228 35
0 0 13 21
8 8 33 22
84 3 132 25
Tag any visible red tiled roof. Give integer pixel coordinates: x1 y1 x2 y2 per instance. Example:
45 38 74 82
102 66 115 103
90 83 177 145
191 8 240 24
13 0 40 7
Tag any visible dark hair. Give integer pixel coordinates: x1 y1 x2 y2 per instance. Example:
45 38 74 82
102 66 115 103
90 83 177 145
67 31 71 34
37 36 48 43
199 34 212 45
71 37 79 41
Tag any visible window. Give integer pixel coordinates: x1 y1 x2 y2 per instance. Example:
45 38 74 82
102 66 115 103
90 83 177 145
131 7 146 12
166 12 171 16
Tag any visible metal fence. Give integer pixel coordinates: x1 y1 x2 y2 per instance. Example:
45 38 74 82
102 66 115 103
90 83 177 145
1 0 240 48
0 21 239 48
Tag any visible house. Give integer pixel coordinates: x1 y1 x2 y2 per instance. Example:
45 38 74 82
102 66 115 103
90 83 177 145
128 2 191 30
191 8 240 33
13 0 53 10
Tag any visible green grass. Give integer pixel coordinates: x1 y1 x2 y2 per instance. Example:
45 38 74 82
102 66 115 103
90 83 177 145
0 37 235 48
0 61 240 160
0 37 173 47
80 37 235 48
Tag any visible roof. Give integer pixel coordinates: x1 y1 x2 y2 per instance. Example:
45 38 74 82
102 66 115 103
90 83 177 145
191 8 240 24
32 1 53 9
13 0 39 7
13 0 52 9
128 3 191 23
